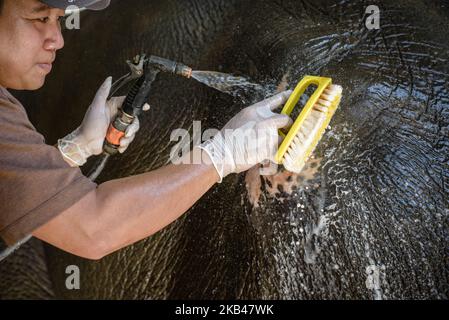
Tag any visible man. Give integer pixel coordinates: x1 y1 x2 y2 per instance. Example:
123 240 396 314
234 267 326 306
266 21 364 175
0 0 292 259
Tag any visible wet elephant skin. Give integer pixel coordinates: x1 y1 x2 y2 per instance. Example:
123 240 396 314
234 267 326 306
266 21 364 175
1 0 448 299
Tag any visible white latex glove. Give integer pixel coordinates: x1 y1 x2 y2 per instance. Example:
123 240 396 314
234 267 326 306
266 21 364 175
57 77 150 167
198 90 293 182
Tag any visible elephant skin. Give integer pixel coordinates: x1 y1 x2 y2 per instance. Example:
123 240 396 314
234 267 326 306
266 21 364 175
1 0 448 299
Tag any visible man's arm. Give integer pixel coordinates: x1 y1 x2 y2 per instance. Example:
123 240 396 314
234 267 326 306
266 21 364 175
35 91 292 260
33 149 219 260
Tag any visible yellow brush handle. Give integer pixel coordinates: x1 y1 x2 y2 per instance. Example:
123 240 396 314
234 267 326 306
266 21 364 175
275 75 332 164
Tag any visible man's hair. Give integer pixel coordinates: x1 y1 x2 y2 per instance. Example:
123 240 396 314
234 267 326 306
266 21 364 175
0 0 3 14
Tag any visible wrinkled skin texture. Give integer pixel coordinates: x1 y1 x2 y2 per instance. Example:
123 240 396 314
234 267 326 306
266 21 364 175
1 0 448 299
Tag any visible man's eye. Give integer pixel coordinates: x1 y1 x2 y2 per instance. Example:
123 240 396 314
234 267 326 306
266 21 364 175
36 17 49 23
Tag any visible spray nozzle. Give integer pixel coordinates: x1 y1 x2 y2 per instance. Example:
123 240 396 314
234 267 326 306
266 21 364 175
145 55 192 78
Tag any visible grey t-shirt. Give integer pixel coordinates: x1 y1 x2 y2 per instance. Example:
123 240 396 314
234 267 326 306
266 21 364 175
0 86 97 246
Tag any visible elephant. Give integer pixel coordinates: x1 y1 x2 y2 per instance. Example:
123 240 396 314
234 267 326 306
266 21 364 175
1 0 448 299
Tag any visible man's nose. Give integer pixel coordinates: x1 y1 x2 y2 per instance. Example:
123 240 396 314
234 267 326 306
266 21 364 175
43 22 65 52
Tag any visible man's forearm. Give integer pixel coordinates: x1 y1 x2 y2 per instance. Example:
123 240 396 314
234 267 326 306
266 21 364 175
93 151 219 255
34 150 219 259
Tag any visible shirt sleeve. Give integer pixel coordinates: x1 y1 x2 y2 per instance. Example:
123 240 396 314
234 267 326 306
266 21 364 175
0 94 97 246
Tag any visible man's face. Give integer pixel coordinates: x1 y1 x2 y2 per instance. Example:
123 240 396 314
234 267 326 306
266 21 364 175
0 0 65 90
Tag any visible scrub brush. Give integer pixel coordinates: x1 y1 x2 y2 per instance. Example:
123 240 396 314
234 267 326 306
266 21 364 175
274 75 343 173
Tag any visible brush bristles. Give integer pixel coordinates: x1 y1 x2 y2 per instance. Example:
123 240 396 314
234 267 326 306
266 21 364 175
283 84 342 173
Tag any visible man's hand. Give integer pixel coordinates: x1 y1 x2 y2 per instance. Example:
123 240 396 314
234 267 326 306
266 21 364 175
198 90 293 182
57 77 149 167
